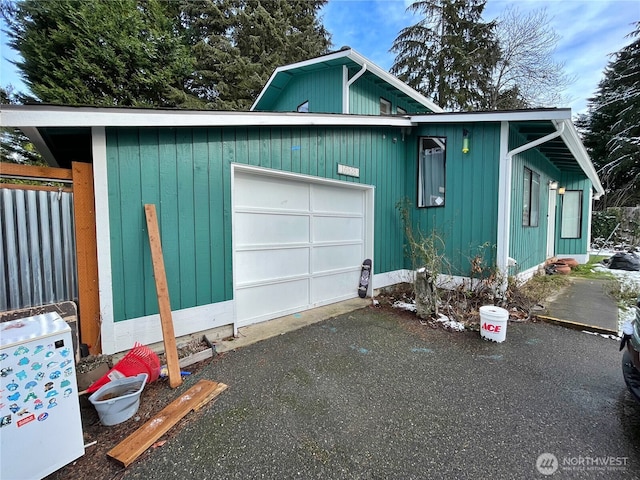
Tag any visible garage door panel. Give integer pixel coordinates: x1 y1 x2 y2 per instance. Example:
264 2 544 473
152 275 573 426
236 212 309 246
313 216 363 243
312 184 363 214
236 278 309 325
235 173 309 211
236 247 310 284
312 244 363 273
311 271 360 304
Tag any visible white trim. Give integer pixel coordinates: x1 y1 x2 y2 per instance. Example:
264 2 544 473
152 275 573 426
0 105 412 128
514 264 542 284
561 253 589 264
411 109 572 123
496 121 511 274
91 126 116 353
373 269 413 289
110 300 235 354
250 48 443 113
342 65 349 114
586 188 594 253
20 127 59 167
558 119 605 197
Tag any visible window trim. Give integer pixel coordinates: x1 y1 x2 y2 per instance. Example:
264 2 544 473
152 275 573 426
297 100 309 113
560 190 583 239
522 167 540 227
380 97 391 115
396 106 407 115
417 136 447 208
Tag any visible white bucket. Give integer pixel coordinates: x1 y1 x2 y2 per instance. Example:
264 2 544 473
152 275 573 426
88 373 148 426
479 305 509 343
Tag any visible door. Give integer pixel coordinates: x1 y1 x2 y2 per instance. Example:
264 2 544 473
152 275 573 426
233 169 372 327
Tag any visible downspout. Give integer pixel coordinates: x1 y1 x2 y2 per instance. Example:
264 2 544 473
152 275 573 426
496 120 565 285
342 63 367 114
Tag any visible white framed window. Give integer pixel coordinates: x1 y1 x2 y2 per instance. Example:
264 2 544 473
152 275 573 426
561 190 583 238
397 106 407 115
523 167 540 227
418 137 446 207
297 101 309 113
380 97 391 115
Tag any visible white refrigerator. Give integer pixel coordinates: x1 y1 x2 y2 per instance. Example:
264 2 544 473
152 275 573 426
0 312 85 479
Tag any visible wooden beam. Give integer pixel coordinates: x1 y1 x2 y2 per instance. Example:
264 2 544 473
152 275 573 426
72 162 102 354
144 204 182 388
107 380 228 467
0 162 72 181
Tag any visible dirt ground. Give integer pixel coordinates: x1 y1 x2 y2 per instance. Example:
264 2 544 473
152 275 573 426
45 343 221 480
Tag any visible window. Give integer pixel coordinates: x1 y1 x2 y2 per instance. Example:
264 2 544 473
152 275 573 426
418 137 446 207
396 106 407 115
522 167 540 226
561 190 583 238
380 97 391 115
297 101 309 113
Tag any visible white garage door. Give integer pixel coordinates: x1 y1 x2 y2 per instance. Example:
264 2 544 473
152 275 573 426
233 169 371 327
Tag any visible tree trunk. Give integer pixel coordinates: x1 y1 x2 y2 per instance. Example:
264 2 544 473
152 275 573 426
415 269 438 319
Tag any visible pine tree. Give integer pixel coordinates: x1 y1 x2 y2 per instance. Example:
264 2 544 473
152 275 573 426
2 0 201 107
390 0 498 111
580 23 640 208
183 0 331 111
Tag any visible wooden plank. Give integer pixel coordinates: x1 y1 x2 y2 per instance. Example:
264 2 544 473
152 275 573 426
0 162 73 181
72 162 102 354
107 380 228 467
144 204 182 388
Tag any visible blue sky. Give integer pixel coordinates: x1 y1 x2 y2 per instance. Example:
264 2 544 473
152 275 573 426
1 0 638 114
321 0 639 113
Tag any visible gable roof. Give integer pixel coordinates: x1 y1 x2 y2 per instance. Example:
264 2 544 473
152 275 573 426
250 47 444 114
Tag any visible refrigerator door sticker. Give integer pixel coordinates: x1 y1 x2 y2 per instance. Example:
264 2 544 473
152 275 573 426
47 398 57 409
0 353 8 361
49 371 61 380
0 415 11 427
14 346 29 356
1 367 13 377
9 404 19 413
25 381 37 390
31 362 42 371
24 392 37 402
18 357 29 366
16 370 27 381
17 414 35 427
33 346 44 355
37 413 48 421
34 400 43 410
8 393 20 402
7 382 18 391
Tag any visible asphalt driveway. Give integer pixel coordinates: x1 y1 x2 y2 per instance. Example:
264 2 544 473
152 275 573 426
123 307 640 479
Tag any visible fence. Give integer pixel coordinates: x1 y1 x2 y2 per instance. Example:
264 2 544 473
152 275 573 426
0 187 77 311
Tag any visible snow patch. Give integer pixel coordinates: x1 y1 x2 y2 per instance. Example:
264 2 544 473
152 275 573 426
392 300 416 312
435 313 465 332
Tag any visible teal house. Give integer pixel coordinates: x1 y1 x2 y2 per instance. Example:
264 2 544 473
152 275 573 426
0 48 603 354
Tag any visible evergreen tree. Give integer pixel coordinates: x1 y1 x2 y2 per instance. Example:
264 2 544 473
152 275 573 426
183 0 331 110
0 86 43 165
390 0 498 111
2 0 201 107
579 23 640 208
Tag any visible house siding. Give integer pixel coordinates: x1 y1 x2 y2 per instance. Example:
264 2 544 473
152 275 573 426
556 172 592 256
410 123 501 276
349 70 432 115
265 68 343 113
106 125 409 322
508 127 562 272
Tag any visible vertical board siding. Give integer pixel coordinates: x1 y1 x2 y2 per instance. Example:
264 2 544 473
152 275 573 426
410 123 501 276
556 172 591 255
349 73 432 115
267 68 343 113
508 126 566 271
0 188 77 311
107 125 408 322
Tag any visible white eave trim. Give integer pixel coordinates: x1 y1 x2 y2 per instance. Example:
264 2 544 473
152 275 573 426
557 119 605 198
411 109 573 123
0 106 413 128
250 48 444 113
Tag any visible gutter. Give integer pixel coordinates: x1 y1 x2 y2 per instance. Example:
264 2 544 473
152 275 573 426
342 63 367 114
496 121 566 279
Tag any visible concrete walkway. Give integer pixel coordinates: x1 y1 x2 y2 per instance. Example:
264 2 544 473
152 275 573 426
540 277 619 334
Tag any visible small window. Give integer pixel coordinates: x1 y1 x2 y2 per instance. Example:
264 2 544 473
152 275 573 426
522 167 540 227
297 101 309 113
561 190 583 238
396 106 407 115
380 97 391 115
418 137 446 207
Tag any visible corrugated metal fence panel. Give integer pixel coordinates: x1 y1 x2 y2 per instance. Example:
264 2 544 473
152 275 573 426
0 188 77 311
